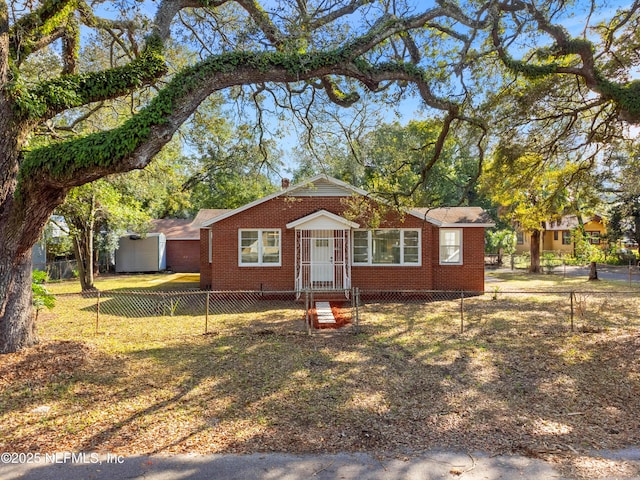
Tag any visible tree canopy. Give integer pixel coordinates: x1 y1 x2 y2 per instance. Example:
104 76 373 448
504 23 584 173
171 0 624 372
3 0 640 352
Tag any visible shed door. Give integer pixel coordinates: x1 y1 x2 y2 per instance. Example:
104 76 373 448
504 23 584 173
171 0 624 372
311 238 333 286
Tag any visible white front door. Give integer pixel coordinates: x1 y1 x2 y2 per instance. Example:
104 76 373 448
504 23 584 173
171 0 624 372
311 238 334 286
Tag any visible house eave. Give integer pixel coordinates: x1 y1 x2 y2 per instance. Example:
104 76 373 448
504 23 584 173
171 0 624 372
201 174 443 227
286 210 360 230
439 222 496 228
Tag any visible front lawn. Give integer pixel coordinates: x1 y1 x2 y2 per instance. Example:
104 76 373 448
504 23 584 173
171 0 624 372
46 273 200 294
1 272 639 479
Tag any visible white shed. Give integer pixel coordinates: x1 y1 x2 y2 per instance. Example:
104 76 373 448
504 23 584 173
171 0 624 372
116 233 167 273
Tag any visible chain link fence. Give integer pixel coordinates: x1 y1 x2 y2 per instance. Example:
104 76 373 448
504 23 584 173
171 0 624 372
355 289 640 336
46 287 640 340
493 254 640 283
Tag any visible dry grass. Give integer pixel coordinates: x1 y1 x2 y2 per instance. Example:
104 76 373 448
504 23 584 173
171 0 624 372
46 273 200 294
2 272 640 479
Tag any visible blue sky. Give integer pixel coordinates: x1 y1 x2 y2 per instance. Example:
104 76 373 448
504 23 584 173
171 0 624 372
87 0 637 174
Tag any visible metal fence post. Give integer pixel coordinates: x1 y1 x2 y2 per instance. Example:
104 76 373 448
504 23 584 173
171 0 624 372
460 290 465 333
305 290 311 335
205 291 210 334
95 291 101 335
310 290 314 335
354 287 360 333
570 291 574 332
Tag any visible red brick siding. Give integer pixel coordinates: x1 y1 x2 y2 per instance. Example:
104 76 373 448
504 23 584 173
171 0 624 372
200 195 485 292
165 240 200 272
200 229 212 289
351 222 434 290
432 227 486 292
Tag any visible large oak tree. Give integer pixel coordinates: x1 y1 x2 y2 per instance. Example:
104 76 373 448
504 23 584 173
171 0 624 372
2 0 640 353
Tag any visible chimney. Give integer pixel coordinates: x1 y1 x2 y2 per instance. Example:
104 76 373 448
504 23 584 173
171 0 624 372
281 178 290 189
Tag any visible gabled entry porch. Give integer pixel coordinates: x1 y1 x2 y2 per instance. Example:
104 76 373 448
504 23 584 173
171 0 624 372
286 210 359 294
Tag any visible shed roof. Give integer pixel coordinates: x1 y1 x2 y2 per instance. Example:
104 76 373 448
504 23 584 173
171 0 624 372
151 209 229 240
412 207 495 227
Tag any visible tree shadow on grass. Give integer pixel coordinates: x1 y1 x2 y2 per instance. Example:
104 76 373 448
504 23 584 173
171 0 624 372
0 340 126 450
3 324 639 480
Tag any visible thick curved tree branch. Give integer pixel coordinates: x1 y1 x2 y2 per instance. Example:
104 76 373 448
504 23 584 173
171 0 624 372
319 76 359 107
22 43 473 188
10 43 166 121
236 0 286 48
307 0 373 30
152 0 228 41
491 1 640 123
9 0 76 63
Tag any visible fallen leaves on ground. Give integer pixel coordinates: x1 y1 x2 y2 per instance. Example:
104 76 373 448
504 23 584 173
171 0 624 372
2 296 640 480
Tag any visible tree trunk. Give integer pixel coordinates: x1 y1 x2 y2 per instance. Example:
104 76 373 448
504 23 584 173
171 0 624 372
0 250 37 353
0 115 66 353
529 230 542 273
588 261 599 281
0 111 38 352
72 229 95 291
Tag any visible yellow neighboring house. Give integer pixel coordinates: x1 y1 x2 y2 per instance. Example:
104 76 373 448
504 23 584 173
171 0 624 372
515 215 606 254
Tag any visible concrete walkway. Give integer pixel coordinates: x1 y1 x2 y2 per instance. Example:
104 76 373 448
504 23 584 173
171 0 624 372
0 451 574 480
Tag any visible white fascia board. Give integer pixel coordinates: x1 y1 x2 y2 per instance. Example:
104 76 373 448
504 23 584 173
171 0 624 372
439 223 496 228
286 210 360 229
408 209 442 225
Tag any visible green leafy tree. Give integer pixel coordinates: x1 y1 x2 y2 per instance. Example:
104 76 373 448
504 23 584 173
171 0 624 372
603 146 640 257
485 229 516 266
360 120 484 207
183 117 280 210
609 198 640 256
481 145 577 273
57 179 151 290
32 271 55 322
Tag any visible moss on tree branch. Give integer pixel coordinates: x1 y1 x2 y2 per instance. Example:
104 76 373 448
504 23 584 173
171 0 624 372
10 0 79 61
18 41 450 195
595 75 640 122
9 43 167 120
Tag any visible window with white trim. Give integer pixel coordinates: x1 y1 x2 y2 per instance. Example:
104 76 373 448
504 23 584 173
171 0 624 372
439 229 462 265
586 231 601 245
239 229 281 266
352 229 421 265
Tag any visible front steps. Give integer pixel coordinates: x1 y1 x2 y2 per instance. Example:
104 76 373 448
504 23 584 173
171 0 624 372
315 301 336 324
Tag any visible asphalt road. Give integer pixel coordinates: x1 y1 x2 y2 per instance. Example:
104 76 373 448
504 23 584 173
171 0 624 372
0 450 576 480
551 264 640 283
489 264 640 284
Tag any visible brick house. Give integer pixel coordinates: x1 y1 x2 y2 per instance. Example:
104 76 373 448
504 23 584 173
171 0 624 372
150 209 228 272
199 175 494 293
